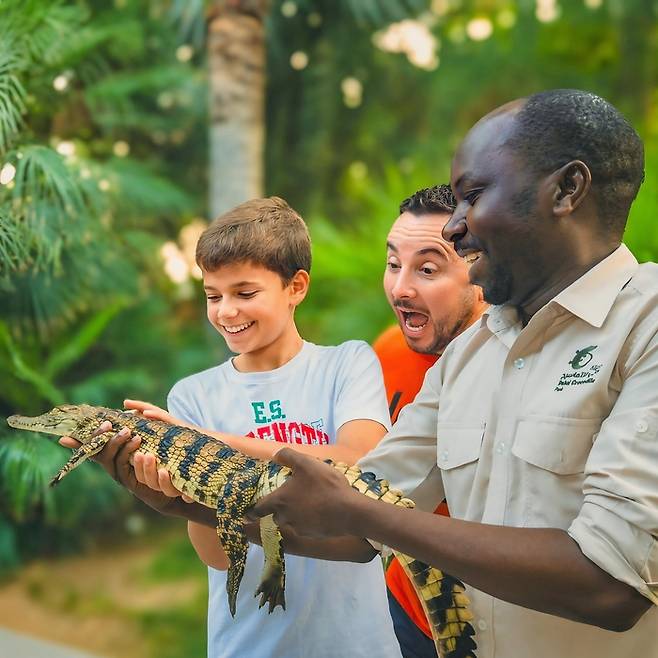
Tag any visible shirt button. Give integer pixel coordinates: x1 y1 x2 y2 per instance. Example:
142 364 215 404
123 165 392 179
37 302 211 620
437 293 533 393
635 419 649 433
514 357 525 369
441 450 449 462
495 442 506 454
477 619 488 631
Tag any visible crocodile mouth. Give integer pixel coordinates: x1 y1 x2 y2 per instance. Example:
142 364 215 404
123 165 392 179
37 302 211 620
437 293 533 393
7 412 78 436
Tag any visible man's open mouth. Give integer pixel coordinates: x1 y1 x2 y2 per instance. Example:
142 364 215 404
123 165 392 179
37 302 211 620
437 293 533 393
399 310 429 333
222 321 254 334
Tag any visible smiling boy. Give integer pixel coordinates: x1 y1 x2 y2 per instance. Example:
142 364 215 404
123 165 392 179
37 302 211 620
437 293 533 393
125 197 402 658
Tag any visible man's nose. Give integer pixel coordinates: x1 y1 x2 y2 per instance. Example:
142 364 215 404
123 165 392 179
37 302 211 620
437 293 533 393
442 205 467 244
391 269 416 299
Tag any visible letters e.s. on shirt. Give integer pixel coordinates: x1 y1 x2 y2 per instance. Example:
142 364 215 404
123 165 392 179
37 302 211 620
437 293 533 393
359 244 658 658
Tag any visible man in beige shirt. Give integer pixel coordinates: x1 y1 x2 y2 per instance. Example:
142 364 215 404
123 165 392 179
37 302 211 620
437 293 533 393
249 90 658 657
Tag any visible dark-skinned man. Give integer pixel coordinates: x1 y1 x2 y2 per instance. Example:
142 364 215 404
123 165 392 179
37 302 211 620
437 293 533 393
247 90 657 657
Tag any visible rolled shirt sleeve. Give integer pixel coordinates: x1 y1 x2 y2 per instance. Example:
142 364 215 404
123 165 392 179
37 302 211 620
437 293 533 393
568 326 658 603
358 360 445 513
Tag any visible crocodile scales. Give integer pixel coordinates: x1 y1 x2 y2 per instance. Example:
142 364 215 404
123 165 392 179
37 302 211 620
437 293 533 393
7 404 478 658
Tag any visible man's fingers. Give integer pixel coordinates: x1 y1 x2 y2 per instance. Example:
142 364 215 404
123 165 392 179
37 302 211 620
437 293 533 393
247 487 286 521
272 447 312 469
93 420 113 437
59 437 81 448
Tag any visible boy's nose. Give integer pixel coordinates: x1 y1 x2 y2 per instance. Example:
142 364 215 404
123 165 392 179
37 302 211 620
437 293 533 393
217 302 239 321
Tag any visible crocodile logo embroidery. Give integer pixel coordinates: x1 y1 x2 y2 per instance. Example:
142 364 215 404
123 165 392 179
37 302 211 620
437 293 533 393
555 346 603 392
569 345 597 369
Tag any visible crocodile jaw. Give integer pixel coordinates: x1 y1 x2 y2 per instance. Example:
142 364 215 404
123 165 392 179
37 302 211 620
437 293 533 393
7 413 78 436
6 404 97 437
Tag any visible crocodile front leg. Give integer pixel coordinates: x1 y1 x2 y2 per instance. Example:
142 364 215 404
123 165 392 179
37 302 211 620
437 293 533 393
49 430 116 486
215 468 264 616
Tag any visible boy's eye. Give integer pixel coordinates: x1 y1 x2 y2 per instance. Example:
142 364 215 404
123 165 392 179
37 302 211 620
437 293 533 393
420 264 438 276
238 291 257 298
206 295 221 302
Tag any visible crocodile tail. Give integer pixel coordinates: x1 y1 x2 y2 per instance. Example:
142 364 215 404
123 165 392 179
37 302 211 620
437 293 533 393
327 461 477 658
394 553 477 658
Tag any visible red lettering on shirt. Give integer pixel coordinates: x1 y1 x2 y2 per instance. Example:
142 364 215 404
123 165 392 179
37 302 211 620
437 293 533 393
245 422 329 445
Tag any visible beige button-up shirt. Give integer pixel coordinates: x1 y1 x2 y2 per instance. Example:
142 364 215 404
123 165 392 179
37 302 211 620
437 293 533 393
359 244 658 658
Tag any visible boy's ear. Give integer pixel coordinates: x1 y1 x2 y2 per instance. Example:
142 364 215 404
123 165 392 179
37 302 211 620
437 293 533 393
288 269 310 305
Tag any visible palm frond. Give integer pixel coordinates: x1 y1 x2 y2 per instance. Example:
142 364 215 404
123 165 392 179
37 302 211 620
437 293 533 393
0 208 29 277
12 145 85 220
0 46 26 154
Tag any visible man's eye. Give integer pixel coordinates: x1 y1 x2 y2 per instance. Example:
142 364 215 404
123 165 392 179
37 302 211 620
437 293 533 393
387 261 400 271
465 189 482 205
421 266 438 276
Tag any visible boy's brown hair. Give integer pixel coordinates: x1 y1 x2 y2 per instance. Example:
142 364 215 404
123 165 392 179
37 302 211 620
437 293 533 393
195 196 312 283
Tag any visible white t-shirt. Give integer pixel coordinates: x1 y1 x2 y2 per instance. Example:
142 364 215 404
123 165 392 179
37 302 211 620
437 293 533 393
168 340 402 658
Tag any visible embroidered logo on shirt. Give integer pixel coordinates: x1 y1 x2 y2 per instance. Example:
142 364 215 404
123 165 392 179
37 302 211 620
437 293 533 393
555 346 603 391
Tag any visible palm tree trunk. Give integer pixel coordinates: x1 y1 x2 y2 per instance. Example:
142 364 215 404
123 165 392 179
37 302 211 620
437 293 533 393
207 1 269 218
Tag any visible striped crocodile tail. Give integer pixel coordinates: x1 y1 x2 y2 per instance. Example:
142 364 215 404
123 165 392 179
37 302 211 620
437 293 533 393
395 553 477 658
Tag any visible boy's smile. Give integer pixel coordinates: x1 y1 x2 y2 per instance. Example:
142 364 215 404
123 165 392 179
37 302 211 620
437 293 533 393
203 261 308 372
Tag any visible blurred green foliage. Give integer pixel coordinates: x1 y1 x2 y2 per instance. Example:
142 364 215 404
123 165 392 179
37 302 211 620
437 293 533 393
1 0 658 575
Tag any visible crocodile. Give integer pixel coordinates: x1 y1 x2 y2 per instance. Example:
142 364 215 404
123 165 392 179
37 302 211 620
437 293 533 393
7 404 477 658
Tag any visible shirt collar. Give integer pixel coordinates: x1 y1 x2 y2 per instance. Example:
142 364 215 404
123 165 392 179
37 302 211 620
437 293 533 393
484 244 638 331
552 244 638 327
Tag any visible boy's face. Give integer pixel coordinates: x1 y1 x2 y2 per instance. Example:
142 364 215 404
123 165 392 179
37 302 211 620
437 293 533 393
384 211 485 355
203 261 306 360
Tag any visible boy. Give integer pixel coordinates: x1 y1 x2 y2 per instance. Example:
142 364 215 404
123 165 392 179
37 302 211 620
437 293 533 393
125 197 402 658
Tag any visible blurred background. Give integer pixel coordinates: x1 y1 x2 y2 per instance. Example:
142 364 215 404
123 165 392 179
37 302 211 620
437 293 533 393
0 0 657 656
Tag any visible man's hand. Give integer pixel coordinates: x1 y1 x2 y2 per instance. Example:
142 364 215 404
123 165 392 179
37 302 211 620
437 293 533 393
248 448 367 539
59 423 204 521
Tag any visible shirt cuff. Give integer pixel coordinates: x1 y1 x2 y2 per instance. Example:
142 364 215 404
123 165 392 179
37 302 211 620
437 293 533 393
568 500 658 604
365 537 392 557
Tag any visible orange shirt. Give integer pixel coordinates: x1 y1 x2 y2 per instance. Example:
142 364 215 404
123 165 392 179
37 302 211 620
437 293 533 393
372 325 438 424
372 325 442 639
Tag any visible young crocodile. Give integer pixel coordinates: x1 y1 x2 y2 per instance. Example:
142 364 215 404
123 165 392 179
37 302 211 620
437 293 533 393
7 404 477 658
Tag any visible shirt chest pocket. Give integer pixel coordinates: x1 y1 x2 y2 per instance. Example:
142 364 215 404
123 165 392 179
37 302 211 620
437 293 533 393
436 422 485 518
511 416 601 527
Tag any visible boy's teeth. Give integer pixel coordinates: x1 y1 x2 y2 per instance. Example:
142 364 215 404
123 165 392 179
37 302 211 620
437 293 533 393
223 321 254 334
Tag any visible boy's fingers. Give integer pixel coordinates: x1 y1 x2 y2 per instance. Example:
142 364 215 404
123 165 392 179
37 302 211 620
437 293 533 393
140 454 163 491
59 436 81 448
157 468 183 497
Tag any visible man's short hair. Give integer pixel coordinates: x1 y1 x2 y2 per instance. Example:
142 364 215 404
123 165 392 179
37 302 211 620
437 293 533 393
196 196 311 282
399 184 456 216
506 89 645 235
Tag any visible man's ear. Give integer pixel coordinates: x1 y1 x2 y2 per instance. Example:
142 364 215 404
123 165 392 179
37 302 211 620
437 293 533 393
288 270 310 306
551 160 592 217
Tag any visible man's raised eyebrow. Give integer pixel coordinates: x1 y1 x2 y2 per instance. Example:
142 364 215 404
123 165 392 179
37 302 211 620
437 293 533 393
418 246 450 259
386 241 398 252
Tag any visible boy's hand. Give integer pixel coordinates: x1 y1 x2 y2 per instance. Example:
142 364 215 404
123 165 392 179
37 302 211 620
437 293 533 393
248 448 366 539
133 452 194 503
123 399 192 428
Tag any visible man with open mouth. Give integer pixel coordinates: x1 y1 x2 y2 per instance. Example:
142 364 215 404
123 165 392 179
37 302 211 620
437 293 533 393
375 184 487 657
